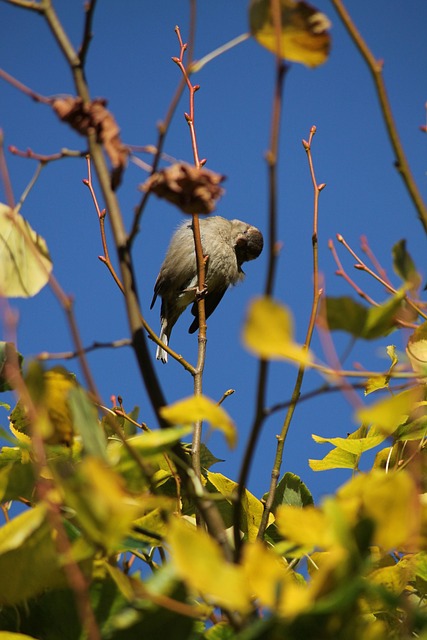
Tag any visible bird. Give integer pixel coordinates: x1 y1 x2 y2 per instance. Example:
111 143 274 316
150 216 264 362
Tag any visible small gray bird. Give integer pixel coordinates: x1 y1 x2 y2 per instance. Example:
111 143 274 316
151 216 263 362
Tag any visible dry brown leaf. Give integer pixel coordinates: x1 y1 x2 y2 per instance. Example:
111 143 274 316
141 162 225 214
52 96 128 188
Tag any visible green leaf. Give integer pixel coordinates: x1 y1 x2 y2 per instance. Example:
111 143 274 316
68 387 107 460
0 505 68 606
321 291 405 340
126 425 193 456
0 342 23 393
0 204 53 298
263 471 313 510
392 239 421 290
0 447 35 502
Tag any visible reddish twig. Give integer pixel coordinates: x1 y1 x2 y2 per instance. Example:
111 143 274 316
0 129 15 207
9 146 86 162
171 25 208 485
337 233 427 322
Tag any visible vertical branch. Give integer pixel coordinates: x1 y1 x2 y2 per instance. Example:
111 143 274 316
330 0 427 235
258 127 324 539
234 0 287 557
172 26 207 484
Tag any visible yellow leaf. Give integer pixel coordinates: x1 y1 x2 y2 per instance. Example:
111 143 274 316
167 517 251 613
249 0 331 68
242 541 289 609
338 470 419 551
356 387 422 435
407 322 427 380
56 457 141 551
160 395 236 448
275 505 335 549
207 471 272 541
243 297 312 365
0 204 52 298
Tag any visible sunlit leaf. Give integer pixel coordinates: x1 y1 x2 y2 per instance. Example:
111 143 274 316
337 470 419 550
160 396 236 448
0 204 52 298
207 471 271 541
320 292 405 340
10 364 78 446
407 322 427 380
312 431 385 456
249 0 331 68
356 387 422 435
276 505 334 549
167 517 251 613
55 457 142 551
242 541 295 611
243 297 312 365
309 446 357 471
0 633 39 639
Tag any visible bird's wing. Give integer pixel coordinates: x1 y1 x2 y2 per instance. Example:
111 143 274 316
188 287 228 334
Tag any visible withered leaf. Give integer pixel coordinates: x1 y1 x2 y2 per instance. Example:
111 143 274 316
52 96 128 189
141 162 225 214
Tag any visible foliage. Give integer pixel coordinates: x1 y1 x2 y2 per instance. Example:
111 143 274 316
0 1 426 639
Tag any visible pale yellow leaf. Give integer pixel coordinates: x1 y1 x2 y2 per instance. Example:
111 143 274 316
167 517 251 613
243 297 312 365
356 388 422 435
0 204 52 298
275 505 335 549
160 395 236 448
338 470 419 551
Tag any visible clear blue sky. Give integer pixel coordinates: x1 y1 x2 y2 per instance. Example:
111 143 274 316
1 1 426 505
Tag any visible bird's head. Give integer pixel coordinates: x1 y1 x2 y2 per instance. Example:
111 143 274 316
232 221 264 265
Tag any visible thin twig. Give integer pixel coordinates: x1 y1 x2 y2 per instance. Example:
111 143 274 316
234 0 286 558
330 0 427 235
78 0 98 66
9 146 87 162
36 338 132 361
172 25 207 486
337 233 427 321
0 129 15 207
258 126 323 540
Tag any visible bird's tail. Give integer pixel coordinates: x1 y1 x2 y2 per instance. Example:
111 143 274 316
156 320 169 363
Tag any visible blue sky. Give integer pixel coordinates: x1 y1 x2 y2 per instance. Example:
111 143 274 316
1 1 426 505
